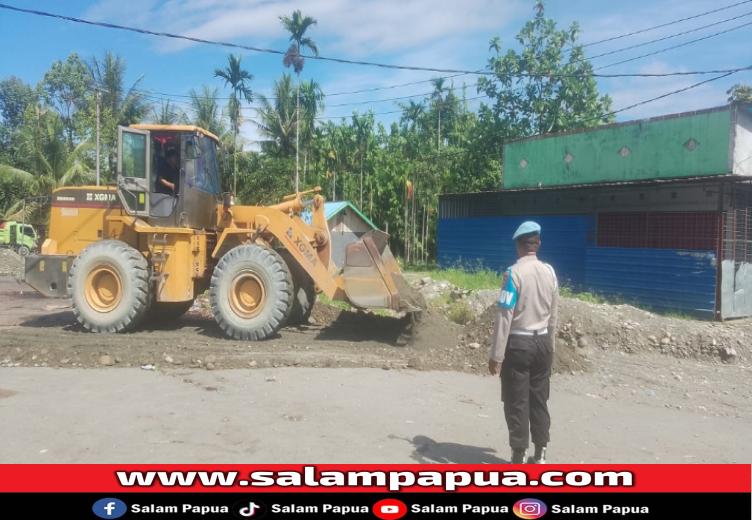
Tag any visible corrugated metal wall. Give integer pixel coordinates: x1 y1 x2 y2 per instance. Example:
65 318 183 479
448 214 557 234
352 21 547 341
437 216 590 288
586 248 717 318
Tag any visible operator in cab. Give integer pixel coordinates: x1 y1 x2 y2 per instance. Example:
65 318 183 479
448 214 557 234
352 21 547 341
156 148 180 195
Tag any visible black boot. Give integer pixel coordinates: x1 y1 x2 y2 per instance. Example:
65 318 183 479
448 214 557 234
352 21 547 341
511 448 526 464
529 445 546 464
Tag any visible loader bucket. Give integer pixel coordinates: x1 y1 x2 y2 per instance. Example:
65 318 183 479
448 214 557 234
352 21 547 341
341 230 424 313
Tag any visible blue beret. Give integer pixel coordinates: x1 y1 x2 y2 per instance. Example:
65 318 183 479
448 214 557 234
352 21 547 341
513 221 541 240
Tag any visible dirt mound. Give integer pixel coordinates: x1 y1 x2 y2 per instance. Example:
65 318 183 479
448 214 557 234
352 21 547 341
557 298 748 363
391 274 427 311
309 302 459 351
460 305 589 375
0 249 22 276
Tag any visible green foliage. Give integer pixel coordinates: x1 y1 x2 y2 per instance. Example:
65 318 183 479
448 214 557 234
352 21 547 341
43 53 92 151
0 76 37 130
727 84 752 105
0 2 628 262
318 292 351 310
425 267 505 291
478 0 614 142
448 301 474 325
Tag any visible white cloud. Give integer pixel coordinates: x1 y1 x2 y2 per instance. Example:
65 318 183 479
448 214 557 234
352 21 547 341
85 0 526 56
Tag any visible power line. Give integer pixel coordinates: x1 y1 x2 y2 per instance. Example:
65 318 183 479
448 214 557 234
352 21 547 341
588 10 752 60
0 3 497 77
409 70 742 165
582 0 752 47
596 19 752 70
0 3 749 81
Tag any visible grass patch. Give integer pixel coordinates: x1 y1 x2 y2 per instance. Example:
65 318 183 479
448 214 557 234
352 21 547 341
318 293 351 311
427 293 452 312
664 312 694 321
318 293 389 316
559 286 617 305
448 301 474 325
418 267 504 291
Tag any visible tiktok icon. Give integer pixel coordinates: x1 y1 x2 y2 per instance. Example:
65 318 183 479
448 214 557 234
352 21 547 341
233 500 267 519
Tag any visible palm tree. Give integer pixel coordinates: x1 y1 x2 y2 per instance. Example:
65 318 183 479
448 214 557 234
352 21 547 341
2 110 94 222
299 78 325 184
150 100 181 125
430 77 450 151
399 100 425 132
351 110 374 210
88 51 151 176
279 9 319 193
253 74 297 156
186 85 227 138
214 53 253 195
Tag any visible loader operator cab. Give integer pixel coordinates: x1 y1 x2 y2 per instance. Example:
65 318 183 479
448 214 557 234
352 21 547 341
117 125 222 230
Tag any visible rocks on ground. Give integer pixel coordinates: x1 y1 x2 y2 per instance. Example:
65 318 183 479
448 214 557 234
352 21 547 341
0 249 22 276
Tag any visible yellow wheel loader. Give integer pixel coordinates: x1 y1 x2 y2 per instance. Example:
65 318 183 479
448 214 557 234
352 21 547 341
22 125 421 341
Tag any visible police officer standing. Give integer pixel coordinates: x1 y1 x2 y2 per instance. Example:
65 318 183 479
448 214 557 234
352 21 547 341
488 221 559 464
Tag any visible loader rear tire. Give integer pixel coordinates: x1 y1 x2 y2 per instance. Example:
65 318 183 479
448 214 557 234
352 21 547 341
68 240 151 333
277 248 316 326
210 244 293 341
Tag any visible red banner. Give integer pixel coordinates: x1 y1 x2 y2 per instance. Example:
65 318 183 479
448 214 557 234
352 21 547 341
1 464 749 493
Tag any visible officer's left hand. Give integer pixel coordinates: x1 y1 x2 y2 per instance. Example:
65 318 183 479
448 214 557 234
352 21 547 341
488 359 501 376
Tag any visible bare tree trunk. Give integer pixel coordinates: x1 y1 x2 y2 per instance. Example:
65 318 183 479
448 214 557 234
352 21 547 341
423 205 427 265
295 73 300 193
404 186 409 263
438 110 441 151
412 177 417 266
360 151 363 209
304 150 307 186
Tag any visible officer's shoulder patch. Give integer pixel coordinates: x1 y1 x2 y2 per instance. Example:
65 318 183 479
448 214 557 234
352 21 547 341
498 267 517 309
543 262 558 290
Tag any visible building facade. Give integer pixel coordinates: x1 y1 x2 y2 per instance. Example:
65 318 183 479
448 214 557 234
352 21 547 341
438 105 752 319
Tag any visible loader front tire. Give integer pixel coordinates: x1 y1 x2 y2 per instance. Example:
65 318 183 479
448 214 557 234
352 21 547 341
210 245 293 340
68 240 151 333
277 248 316 326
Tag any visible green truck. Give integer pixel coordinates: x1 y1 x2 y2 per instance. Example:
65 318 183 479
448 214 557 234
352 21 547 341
0 221 39 257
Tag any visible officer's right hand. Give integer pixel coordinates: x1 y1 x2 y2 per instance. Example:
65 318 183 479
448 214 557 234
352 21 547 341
488 359 501 376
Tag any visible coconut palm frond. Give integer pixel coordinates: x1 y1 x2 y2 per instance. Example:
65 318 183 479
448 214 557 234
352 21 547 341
4 200 46 223
0 164 35 184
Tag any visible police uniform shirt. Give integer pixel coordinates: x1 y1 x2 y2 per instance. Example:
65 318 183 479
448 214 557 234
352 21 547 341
490 255 559 362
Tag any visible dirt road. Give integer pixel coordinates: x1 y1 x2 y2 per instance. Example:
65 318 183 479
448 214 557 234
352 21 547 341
1 276 751 464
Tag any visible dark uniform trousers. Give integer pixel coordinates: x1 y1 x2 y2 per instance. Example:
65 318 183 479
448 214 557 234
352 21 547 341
501 333 554 450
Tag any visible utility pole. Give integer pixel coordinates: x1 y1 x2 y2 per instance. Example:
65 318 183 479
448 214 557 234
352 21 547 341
96 90 101 186
92 86 109 186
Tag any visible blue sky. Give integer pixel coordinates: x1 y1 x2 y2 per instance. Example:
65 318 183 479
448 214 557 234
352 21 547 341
1 0 751 146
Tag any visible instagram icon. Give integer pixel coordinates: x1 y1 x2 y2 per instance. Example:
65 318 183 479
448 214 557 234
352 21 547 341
513 498 547 519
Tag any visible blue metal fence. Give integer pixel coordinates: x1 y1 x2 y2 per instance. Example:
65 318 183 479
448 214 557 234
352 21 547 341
437 216 589 288
438 217 718 318
585 247 716 318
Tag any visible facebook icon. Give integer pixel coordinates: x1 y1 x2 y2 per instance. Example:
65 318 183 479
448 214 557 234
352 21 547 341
92 498 127 518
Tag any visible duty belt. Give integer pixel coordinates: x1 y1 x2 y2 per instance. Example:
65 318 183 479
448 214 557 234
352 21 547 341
509 327 548 336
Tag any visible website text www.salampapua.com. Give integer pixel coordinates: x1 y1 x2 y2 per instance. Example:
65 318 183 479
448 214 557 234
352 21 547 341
115 467 634 491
